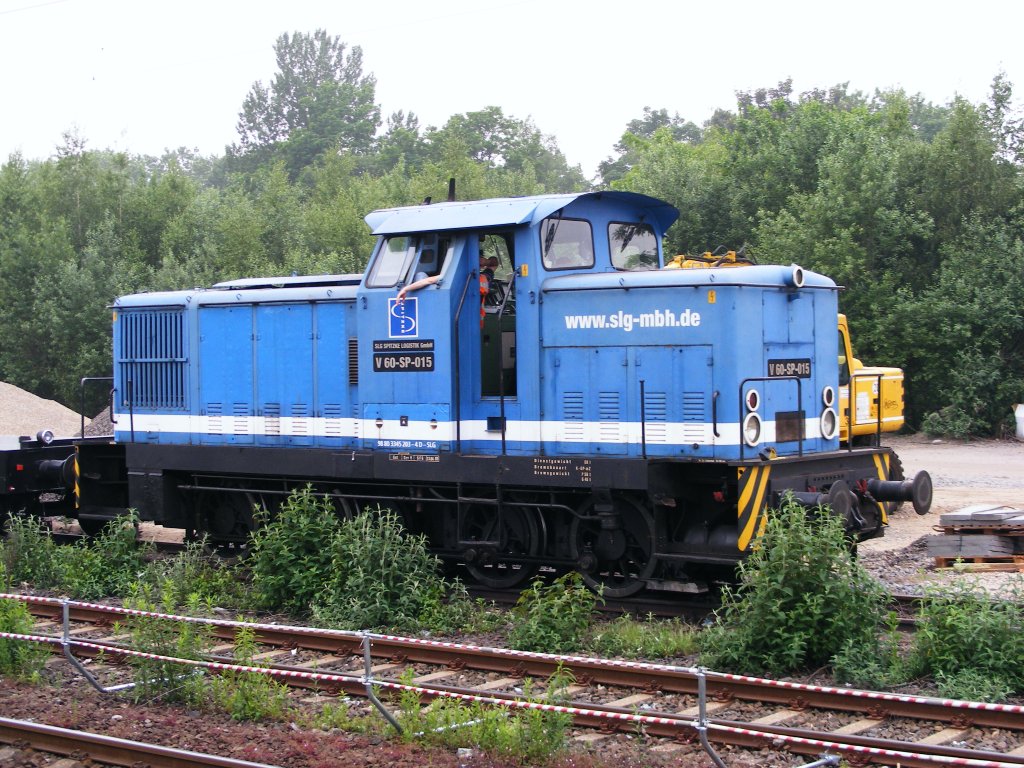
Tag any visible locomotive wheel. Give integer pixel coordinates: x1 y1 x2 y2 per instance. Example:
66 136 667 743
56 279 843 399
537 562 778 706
194 489 255 546
570 495 656 598
463 505 541 589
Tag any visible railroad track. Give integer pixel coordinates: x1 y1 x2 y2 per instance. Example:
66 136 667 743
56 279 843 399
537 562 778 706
0 716 281 768
6 593 1024 767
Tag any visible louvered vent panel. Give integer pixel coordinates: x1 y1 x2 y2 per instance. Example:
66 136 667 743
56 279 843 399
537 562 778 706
598 391 622 442
293 403 309 436
563 391 584 440
207 402 223 434
323 404 344 437
644 391 668 443
682 392 706 442
118 309 187 409
347 338 359 386
232 403 250 435
265 403 281 436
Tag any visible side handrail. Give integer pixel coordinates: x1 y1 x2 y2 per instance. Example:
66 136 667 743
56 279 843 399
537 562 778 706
78 376 114 438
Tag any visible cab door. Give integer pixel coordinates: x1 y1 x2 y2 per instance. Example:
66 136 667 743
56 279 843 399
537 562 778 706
357 234 460 455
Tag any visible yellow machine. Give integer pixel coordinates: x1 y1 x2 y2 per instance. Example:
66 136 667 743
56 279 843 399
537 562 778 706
837 314 904 445
668 252 905 446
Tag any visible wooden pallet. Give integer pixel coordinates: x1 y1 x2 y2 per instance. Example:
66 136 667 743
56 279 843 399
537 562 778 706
938 525 1024 535
927 504 1024 570
934 555 1024 572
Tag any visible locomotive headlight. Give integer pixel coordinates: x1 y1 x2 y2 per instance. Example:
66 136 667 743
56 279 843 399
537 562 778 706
744 388 760 412
822 386 835 408
742 412 762 446
820 407 838 439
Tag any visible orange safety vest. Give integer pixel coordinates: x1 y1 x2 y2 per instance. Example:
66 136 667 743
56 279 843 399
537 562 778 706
479 273 489 326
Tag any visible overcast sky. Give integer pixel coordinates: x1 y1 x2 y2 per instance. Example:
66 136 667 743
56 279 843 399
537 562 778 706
1 0 1021 179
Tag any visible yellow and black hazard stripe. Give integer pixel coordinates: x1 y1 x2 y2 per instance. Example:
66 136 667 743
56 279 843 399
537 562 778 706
736 465 772 550
73 445 80 510
870 451 891 525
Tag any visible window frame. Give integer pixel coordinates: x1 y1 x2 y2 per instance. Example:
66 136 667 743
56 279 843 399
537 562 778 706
608 221 660 271
539 217 595 271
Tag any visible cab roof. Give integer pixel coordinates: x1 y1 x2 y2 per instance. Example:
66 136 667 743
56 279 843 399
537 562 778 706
364 192 679 236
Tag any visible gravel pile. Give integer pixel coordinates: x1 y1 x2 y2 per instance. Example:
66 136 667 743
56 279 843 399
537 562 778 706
85 407 113 436
0 381 89 438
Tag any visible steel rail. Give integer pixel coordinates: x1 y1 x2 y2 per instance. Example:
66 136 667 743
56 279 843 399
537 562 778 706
0 717 282 768
8 628 1024 768
15 593 1024 732
19 593 1024 733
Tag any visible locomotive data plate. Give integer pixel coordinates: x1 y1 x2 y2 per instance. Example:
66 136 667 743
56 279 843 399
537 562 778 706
532 457 593 484
767 358 811 378
388 453 440 463
373 339 435 372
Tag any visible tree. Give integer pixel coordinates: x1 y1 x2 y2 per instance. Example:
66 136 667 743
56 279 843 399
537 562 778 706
599 107 702 184
230 30 381 177
983 72 1024 164
422 107 586 192
895 216 1024 435
372 111 429 173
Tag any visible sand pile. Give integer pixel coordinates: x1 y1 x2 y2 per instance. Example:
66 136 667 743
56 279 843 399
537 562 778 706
0 381 89 438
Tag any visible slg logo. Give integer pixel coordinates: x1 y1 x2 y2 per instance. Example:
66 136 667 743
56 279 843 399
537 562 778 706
388 297 417 338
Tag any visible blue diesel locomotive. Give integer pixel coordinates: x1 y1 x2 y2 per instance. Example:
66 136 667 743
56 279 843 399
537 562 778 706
75 190 929 596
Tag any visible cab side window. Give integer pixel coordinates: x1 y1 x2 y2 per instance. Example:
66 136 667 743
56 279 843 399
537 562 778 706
540 218 594 270
837 330 850 387
609 222 658 270
410 235 452 282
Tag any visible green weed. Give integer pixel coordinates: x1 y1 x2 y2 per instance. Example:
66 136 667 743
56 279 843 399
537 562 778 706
0 513 62 587
699 495 889 676
247 485 344 612
139 535 248 610
121 589 212 706
0 512 147 598
395 667 571 763
209 623 291 721
311 507 453 631
0 577 49 680
587 614 699 659
508 572 598 653
910 578 1024 700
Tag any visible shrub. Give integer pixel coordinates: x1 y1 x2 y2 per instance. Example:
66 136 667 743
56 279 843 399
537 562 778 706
247 486 343 612
0 577 49 680
0 512 147 598
61 512 149 599
122 589 212 706
921 406 978 440
699 495 889 676
0 514 62 588
311 508 448 630
910 578 1024 700
140 536 248 610
508 572 598 653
